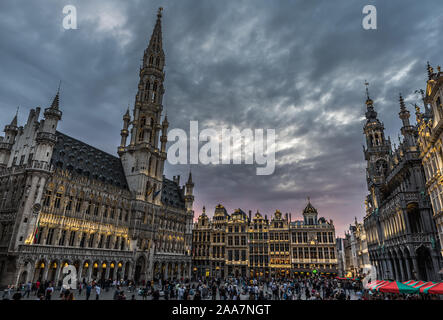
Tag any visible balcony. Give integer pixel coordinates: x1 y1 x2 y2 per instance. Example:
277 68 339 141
0 142 12 151
17 244 133 259
36 132 57 145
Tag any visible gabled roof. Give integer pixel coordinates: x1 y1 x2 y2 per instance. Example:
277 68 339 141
161 178 185 209
51 131 128 189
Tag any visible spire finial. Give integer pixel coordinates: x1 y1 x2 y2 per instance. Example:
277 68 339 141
57 80 62 94
157 7 163 18
187 166 193 184
399 93 406 111
11 106 19 126
364 80 370 100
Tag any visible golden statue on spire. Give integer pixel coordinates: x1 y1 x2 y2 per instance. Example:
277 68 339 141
157 7 163 17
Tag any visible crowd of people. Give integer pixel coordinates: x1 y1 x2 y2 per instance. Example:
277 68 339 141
1 276 440 300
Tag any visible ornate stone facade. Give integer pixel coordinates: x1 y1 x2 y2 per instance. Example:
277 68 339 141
416 63 443 261
192 201 337 279
289 202 337 276
362 81 442 281
0 9 194 287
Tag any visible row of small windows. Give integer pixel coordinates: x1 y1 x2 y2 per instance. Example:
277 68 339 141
227 249 247 261
292 247 336 260
227 236 247 246
270 243 290 252
291 232 335 244
43 190 129 222
33 227 126 251
269 232 289 241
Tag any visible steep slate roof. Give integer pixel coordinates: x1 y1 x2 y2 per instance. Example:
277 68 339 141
51 131 129 189
161 178 185 209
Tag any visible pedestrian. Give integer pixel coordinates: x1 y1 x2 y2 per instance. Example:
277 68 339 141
86 283 92 300
95 285 101 300
24 281 31 298
45 284 54 300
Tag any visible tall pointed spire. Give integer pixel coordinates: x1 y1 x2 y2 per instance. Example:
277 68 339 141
143 7 164 71
364 81 377 121
399 93 410 126
187 169 193 184
11 106 18 126
399 93 406 111
50 82 61 110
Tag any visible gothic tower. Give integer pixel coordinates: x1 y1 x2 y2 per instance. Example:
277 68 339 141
362 86 391 209
119 8 168 205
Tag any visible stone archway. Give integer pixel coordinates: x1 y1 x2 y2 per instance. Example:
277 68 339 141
33 259 46 283
48 260 59 283
18 270 28 285
416 245 434 281
134 256 146 284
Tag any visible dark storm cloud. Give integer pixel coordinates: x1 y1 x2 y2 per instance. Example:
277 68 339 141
0 0 442 235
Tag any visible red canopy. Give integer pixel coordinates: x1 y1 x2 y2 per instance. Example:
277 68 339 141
427 282 443 295
368 280 390 290
419 282 437 293
410 281 427 289
378 281 419 294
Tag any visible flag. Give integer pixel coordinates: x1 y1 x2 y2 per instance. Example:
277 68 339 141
153 184 166 199
146 186 154 196
33 219 40 244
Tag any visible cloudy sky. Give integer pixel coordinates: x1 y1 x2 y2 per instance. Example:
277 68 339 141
0 0 442 236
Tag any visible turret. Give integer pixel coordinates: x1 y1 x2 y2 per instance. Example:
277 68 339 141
0 112 19 167
118 108 131 155
185 170 195 214
398 93 415 146
34 90 62 164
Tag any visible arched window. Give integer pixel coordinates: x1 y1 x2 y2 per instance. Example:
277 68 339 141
149 55 154 65
155 57 160 67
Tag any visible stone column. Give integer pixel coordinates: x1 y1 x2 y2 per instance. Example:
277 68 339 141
86 265 93 282
54 263 63 285
77 264 83 284
392 258 399 280
105 266 111 279
398 258 405 281
112 267 117 280
404 258 412 280
42 263 50 282
121 264 126 281
386 259 393 279
411 256 419 280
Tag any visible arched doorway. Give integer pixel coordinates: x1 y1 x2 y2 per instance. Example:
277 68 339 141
33 260 46 282
416 245 434 281
134 256 145 284
48 261 58 282
92 261 99 280
18 270 28 285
